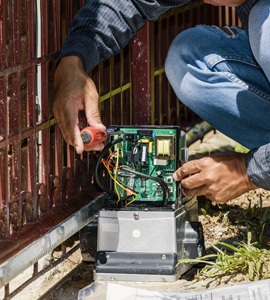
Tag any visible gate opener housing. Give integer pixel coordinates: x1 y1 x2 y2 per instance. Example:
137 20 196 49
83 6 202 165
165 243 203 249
80 125 205 282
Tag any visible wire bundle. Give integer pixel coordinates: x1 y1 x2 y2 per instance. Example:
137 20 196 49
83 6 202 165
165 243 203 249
94 137 169 207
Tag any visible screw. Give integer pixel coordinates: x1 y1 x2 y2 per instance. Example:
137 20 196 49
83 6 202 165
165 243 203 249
133 213 139 220
106 253 110 259
162 254 166 260
57 226 64 235
200 125 206 132
169 131 173 134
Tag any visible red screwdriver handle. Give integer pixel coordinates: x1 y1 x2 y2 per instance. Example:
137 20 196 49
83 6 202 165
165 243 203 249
80 127 107 147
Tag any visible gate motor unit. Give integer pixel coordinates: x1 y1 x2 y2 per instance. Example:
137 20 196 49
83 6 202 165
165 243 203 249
80 125 205 282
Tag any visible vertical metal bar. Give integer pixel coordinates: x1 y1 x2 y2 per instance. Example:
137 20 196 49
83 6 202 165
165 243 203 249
27 0 37 218
40 0 50 190
5 284 9 298
109 56 114 124
158 20 162 125
167 16 171 124
0 0 7 69
79 0 86 7
11 0 22 228
219 7 222 28
231 7 236 26
132 21 152 125
67 146 74 171
120 50 124 125
65 0 75 174
33 262 38 276
61 242 67 256
225 6 229 26
53 0 61 53
12 0 20 66
66 0 73 32
55 124 63 201
0 1 8 233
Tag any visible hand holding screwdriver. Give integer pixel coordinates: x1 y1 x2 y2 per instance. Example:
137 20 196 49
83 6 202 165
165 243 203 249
80 127 108 148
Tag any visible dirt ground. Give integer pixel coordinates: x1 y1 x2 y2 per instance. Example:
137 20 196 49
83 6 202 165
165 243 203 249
2 132 270 300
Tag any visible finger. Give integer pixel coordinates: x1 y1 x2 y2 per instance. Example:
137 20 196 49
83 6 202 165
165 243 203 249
84 86 106 132
84 142 105 152
73 124 85 154
182 185 207 197
59 104 84 154
181 172 205 190
173 160 201 181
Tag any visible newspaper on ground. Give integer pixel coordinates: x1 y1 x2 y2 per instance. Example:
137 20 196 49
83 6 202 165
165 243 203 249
78 279 270 300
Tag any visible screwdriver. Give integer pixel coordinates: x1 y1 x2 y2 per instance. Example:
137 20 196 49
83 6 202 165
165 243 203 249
80 127 124 148
80 127 108 148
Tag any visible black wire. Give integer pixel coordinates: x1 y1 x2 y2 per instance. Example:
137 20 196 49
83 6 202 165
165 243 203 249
94 137 124 199
116 173 139 193
119 166 169 207
150 166 156 176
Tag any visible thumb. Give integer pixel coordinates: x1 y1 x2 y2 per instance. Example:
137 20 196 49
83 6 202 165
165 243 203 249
173 169 182 181
84 81 106 132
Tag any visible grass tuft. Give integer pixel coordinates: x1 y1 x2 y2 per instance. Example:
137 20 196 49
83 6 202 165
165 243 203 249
178 232 270 281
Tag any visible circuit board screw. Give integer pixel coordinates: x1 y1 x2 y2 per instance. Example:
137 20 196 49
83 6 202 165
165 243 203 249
133 213 139 220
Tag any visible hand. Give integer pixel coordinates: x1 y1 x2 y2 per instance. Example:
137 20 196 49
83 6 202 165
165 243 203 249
173 153 258 203
203 0 246 6
53 56 106 154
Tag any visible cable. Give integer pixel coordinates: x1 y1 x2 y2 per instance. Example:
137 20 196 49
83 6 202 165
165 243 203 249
102 161 138 203
115 144 120 203
119 166 169 207
94 137 123 199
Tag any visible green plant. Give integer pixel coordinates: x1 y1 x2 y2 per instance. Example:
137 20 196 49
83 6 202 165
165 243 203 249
201 199 212 218
178 232 270 281
237 195 270 248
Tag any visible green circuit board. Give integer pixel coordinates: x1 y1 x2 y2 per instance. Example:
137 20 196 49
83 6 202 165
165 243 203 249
107 126 181 205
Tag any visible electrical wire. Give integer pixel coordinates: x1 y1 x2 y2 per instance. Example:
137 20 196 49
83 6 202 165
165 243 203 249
119 166 169 207
94 137 123 199
102 161 138 204
115 144 120 203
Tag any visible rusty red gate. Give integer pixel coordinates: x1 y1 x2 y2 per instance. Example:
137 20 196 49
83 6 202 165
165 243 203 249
0 1 240 298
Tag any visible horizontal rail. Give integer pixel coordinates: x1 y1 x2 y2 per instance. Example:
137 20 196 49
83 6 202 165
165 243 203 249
0 194 105 289
0 53 58 77
5 244 81 300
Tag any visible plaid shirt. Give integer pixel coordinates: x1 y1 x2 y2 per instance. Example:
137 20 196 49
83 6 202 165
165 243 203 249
57 0 257 73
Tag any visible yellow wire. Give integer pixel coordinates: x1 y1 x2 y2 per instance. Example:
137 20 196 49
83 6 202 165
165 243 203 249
103 162 138 198
102 161 138 206
103 146 139 206
114 144 120 202
125 194 138 206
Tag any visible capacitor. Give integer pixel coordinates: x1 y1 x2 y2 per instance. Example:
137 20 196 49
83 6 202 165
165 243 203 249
141 145 148 163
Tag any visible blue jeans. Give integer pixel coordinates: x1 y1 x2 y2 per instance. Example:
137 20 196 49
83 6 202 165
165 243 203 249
165 0 270 150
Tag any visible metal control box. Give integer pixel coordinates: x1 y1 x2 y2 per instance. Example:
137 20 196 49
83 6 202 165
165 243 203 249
94 196 204 281
80 125 204 282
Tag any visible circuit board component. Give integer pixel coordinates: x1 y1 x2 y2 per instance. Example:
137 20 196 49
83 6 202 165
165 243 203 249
94 126 181 207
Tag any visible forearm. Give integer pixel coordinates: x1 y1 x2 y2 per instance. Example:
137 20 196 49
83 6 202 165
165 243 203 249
245 143 270 190
56 0 189 73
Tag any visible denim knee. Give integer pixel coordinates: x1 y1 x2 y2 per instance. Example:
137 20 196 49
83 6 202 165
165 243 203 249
249 0 270 81
165 27 207 104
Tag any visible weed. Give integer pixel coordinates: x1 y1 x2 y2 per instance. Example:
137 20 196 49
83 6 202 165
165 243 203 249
178 233 270 281
237 195 270 248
